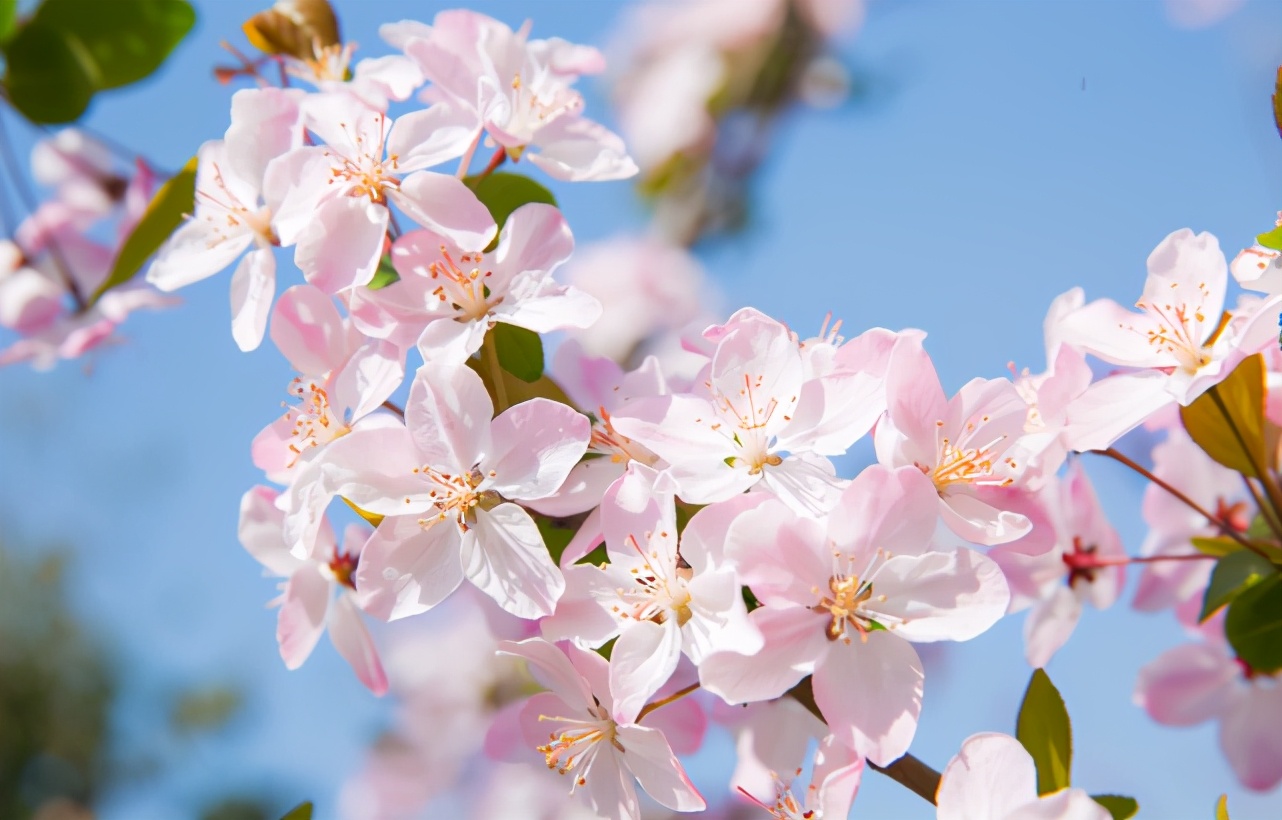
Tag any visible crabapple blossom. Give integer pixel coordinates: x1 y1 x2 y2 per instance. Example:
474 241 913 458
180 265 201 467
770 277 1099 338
147 88 304 350
486 638 704 819
387 10 637 181
611 308 897 516
875 333 1035 545
935 733 1109 820
250 284 404 480
1135 615 1282 791
542 463 762 717
287 364 589 619
989 461 1125 668
1058 228 1279 451
238 485 387 694
700 464 1009 764
350 202 600 365
264 93 495 293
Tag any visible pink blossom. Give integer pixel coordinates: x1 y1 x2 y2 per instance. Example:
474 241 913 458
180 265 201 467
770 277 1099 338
351 202 599 365
485 637 705 818
542 464 763 716
1135 617 1282 791
264 93 495 293
387 10 637 181
238 485 388 694
990 462 1125 667
1058 228 1279 451
936 733 1109 820
287 364 589 619
875 334 1035 545
699 465 1009 764
251 284 404 480
148 88 304 350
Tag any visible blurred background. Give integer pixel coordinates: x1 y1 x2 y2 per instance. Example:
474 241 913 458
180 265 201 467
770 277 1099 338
2 0 1282 817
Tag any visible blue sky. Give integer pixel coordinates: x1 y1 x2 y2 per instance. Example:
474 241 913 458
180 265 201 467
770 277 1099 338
3 0 1282 817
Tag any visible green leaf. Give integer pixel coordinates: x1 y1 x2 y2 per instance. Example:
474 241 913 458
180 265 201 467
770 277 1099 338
466 172 557 246
1091 795 1138 820
1016 669 1072 795
367 255 400 290
90 155 197 304
280 802 313 820
1225 572 1282 673
33 0 195 90
535 514 577 566
492 323 544 382
1180 354 1267 478
0 0 18 43
2 21 96 123
1201 550 1277 622
1216 793 1231 820
1258 225 1282 252
1191 536 1243 558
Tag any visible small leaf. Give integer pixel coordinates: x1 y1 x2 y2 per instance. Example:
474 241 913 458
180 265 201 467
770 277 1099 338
0 0 18 43
367 254 400 290
1201 550 1277 622
1257 225 1282 252
1216 793 1230 820
1225 572 1282 673
244 0 340 61
466 172 557 247
90 156 197 304
1016 668 1073 795
34 0 196 90
1091 795 1138 820
492 323 544 383
280 802 314 820
1181 354 1267 478
2 21 96 123
467 341 572 412
1192 536 1243 558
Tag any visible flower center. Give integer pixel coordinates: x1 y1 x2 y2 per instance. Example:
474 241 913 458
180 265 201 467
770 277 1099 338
426 247 496 322
589 408 659 466
1130 288 1225 374
506 71 583 140
608 535 694 627
196 162 277 248
413 465 499 532
709 373 793 474
327 550 358 590
921 416 1016 491
737 770 819 820
325 116 398 203
536 700 622 789
284 379 348 466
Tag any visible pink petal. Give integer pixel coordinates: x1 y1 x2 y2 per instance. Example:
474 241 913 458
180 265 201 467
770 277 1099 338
614 724 705 811
386 102 479 171
464 503 565 619
269 283 348 375
812 633 923 765
497 637 594 710
1023 584 1083 668
493 203 575 277
828 465 938 557
327 594 389 695
392 171 495 250
354 515 465 620
1134 641 1236 726
406 363 493 471
1220 683 1282 790
698 607 828 704
295 197 388 293
277 564 331 669
230 248 276 352
873 549 1009 642
485 398 591 501
937 732 1039 820
238 485 301 577
527 115 639 182
333 340 405 421
609 620 682 723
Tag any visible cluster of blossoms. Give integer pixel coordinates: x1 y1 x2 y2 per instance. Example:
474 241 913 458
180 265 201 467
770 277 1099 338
6 1 1282 818
0 130 176 369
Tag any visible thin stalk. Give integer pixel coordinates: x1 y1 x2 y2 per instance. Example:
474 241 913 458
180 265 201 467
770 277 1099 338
868 755 942 805
1242 474 1282 539
0 110 86 311
456 130 482 179
484 338 510 412
1095 447 1260 554
636 682 699 722
473 147 507 183
381 400 405 418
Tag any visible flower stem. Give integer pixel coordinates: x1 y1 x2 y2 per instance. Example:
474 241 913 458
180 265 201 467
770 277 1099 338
636 682 700 722
1094 447 1260 554
484 336 510 412
474 147 507 183
456 130 483 179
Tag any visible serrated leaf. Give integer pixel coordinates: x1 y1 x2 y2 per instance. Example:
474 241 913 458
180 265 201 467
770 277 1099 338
1016 668 1072 796
244 0 340 61
0 0 18 42
1257 225 1282 252
1225 572 1282 673
492 323 544 382
1181 354 1266 478
1201 550 1277 622
1091 795 1138 820
2 21 96 123
280 802 314 820
465 172 557 248
90 155 197 304
367 254 400 290
34 0 195 90
1216 793 1230 820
